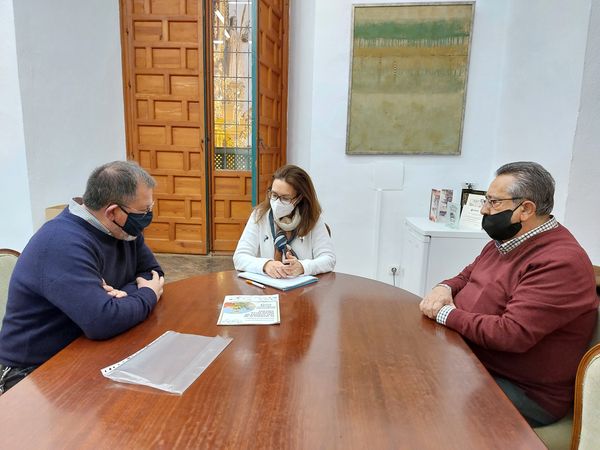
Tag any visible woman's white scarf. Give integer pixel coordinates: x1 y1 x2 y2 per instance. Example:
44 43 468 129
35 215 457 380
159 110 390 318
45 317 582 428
273 209 301 232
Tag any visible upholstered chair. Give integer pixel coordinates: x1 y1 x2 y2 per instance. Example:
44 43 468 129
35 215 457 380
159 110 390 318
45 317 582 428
0 249 20 322
535 270 600 450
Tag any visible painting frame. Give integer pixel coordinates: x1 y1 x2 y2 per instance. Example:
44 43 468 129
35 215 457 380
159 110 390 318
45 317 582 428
346 2 475 155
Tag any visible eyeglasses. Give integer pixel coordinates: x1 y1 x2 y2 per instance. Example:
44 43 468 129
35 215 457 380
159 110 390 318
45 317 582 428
267 189 297 205
119 200 154 217
482 196 522 210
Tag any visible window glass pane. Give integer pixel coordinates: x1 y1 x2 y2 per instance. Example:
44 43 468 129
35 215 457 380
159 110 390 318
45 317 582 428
212 0 252 171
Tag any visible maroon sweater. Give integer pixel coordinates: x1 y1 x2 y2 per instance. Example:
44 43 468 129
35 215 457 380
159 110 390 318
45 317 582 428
442 224 598 418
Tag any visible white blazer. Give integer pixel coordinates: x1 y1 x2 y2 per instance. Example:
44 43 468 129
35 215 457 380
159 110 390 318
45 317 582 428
233 209 336 276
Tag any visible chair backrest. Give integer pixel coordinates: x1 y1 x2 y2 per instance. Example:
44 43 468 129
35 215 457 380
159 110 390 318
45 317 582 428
589 266 600 348
0 249 20 323
589 310 600 350
571 343 600 450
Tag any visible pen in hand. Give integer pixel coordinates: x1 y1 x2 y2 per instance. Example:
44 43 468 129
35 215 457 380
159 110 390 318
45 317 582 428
246 280 266 289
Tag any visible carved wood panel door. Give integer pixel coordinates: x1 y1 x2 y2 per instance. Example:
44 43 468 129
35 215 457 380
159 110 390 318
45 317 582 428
120 0 208 254
121 0 289 255
257 0 288 197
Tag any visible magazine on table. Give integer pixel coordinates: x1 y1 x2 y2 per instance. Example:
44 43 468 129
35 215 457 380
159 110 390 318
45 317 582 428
217 294 280 325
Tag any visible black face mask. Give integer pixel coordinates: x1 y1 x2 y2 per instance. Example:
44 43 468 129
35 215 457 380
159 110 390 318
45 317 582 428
115 206 153 237
481 203 523 241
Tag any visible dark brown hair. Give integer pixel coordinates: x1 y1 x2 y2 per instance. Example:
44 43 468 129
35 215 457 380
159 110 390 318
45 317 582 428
255 165 322 236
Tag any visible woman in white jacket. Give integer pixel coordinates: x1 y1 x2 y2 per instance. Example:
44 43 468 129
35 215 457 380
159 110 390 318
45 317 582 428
233 165 335 278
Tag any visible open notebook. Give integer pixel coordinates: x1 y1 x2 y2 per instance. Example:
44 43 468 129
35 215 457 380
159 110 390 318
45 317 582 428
238 271 318 291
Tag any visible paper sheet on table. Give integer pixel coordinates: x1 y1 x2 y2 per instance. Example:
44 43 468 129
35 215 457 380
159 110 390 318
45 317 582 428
101 331 232 394
217 294 280 325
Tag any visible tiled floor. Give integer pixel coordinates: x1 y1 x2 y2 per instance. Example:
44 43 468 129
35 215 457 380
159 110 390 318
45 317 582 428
155 253 235 283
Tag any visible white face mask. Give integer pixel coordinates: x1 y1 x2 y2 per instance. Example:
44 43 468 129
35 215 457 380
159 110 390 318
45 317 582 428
270 198 295 219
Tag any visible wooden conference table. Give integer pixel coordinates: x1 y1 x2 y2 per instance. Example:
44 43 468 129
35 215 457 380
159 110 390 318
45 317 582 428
0 271 544 449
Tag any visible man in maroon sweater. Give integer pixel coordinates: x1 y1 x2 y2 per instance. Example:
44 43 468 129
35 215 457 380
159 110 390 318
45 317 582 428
420 161 598 427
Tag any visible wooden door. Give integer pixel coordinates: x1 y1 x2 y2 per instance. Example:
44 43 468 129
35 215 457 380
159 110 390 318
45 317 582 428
120 0 208 254
257 0 288 196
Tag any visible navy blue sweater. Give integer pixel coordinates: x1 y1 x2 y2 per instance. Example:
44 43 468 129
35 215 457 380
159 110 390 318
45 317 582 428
0 208 162 367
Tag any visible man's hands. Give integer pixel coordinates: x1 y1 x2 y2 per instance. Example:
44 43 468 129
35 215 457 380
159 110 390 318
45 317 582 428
136 270 165 302
103 271 165 302
102 279 127 298
419 285 454 320
263 252 305 279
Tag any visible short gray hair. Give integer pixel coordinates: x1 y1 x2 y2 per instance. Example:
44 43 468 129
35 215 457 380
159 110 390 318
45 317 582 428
496 161 555 215
83 161 155 210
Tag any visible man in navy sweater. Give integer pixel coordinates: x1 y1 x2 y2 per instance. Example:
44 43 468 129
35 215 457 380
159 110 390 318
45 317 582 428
0 161 164 393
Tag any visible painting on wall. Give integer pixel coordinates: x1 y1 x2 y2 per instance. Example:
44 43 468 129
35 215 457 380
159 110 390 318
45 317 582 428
346 3 475 155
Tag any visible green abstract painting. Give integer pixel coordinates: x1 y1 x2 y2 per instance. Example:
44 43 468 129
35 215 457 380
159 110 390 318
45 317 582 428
346 3 474 155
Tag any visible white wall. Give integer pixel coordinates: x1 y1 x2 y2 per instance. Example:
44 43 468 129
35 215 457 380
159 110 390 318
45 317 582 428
288 0 511 281
493 0 592 221
565 0 600 264
287 0 316 169
0 0 33 250
12 0 127 228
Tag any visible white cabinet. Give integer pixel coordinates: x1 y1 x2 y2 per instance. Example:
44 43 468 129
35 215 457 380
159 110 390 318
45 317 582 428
400 217 490 296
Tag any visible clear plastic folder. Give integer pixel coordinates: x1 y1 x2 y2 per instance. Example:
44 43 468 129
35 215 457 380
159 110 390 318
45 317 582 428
101 331 233 394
